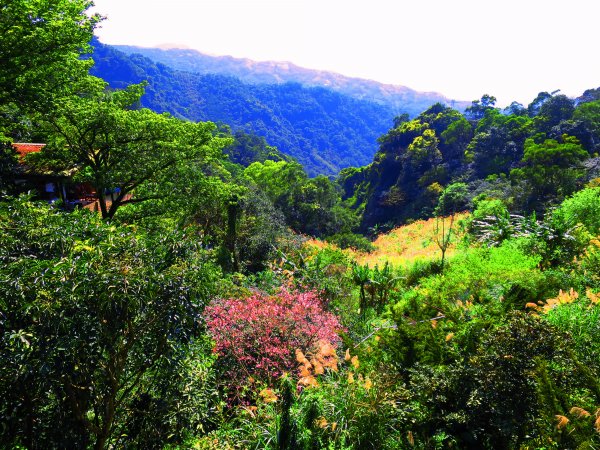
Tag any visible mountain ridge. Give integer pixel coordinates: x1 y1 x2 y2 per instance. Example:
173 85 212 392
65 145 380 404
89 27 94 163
90 40 396 176
112 44 470 117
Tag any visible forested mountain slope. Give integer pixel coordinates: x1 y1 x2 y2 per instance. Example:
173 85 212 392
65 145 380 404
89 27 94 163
112 44 470 116
90 40 396 176
338 92 600 230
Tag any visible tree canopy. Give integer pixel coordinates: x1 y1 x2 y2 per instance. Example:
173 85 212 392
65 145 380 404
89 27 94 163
29 81 230 219
0 0 100 109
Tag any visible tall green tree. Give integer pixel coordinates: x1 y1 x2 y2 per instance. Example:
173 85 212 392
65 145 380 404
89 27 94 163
534 94 575 134
244 159 307 201
244 160 353 237
573 100 600 146
503 101 528 116
527 91 553 117
440 115 473 169
0 0 100 109
31 81 230 219
465 94 497 121
468 127 521 178
512 136 588 205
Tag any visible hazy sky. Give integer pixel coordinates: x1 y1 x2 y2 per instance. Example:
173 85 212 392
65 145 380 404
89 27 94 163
91 0 599 106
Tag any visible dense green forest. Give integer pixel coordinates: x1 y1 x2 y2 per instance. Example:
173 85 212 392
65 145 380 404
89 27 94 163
341 90 600 231
90 39 395 176
111 44 469 117
1 2 600 449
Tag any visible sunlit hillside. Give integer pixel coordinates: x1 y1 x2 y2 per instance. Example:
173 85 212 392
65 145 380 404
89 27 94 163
306 213 469 267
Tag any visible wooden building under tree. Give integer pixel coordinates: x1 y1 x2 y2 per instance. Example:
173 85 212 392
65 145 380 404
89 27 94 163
11 143 97 210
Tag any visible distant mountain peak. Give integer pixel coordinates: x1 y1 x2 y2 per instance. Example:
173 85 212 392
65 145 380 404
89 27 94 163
111 42 469 115
155 43 192 50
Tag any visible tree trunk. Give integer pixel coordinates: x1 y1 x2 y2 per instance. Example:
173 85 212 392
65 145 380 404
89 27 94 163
225 196 240 272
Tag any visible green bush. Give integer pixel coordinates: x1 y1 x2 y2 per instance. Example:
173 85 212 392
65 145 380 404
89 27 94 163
580 239 600 285
519 209 590 268
405 313 597 449
384 241 544 374
402 258 443 287
466 198 519 247
0 196 222 449
544 297 600 375
398 241 541 312
288 246 354 305
552 186 600 235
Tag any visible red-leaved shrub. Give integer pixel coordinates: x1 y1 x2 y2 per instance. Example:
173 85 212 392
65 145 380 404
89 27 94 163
205 289 342 394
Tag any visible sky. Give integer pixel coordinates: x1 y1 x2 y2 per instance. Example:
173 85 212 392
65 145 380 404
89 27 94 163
90 0 600 106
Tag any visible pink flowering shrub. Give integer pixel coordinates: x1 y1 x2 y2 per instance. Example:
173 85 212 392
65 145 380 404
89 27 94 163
205 289 342 395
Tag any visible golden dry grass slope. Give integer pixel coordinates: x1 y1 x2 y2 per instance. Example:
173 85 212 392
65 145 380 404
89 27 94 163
305 213 469 268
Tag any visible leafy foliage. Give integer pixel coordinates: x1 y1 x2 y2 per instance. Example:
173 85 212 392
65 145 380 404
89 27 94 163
343 89 600 232
223 130 291 167
0 196 221 448
30 80 229 219
0 0 100 110
244 160 356 237
511 135 588 206
552 186 600 234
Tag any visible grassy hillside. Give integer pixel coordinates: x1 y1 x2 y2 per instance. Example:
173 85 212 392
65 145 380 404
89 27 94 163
306 213 468 267
355 214 468 266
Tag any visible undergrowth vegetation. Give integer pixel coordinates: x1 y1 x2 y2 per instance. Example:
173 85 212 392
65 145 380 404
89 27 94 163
4 188 600 449
2 3 600 447
181 187 600 450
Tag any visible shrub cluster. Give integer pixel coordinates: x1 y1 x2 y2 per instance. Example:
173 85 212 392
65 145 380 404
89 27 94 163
205 289 343 397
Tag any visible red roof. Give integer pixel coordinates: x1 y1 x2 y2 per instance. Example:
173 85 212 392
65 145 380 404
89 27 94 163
12 143 46 159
